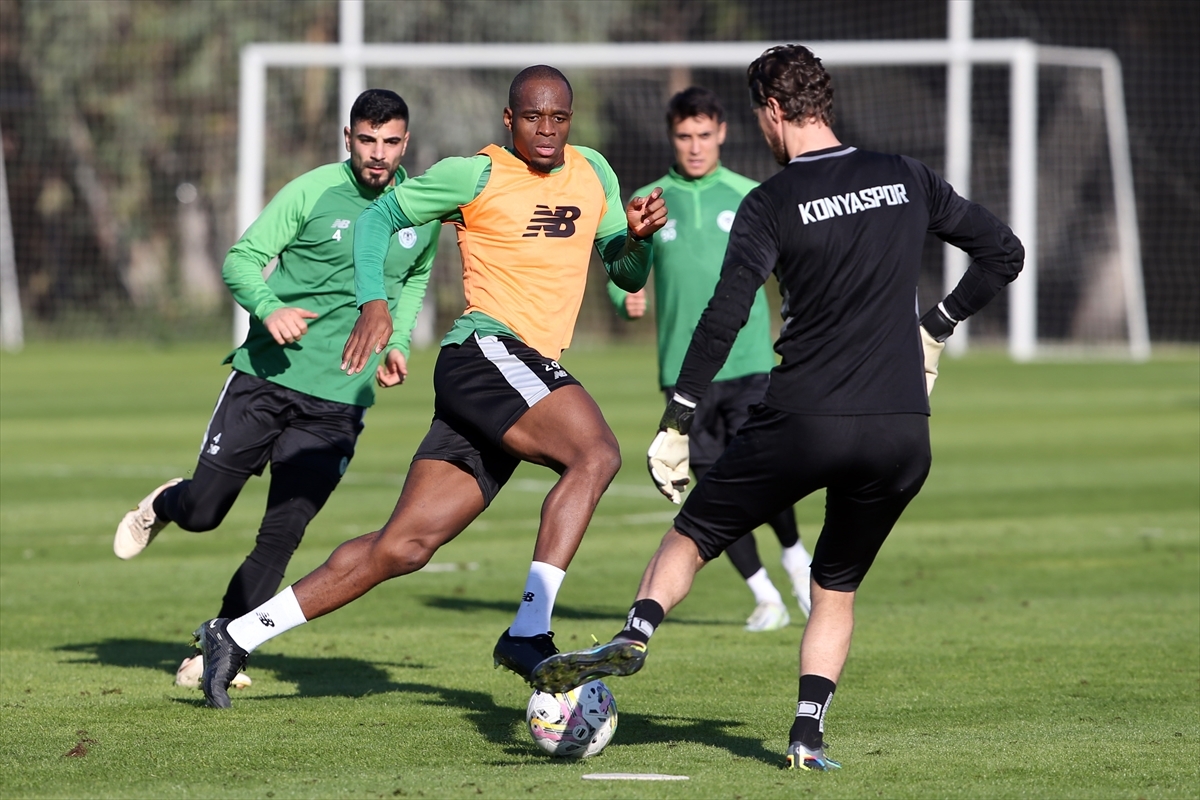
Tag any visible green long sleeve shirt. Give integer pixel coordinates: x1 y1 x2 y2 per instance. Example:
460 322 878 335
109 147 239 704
223 161 438 407
608 164 776 389
353 146 651 348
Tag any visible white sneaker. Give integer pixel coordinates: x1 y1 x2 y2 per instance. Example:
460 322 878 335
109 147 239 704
113 478 182 559
174 654 251 689
744 600 790 632
785 559 813 619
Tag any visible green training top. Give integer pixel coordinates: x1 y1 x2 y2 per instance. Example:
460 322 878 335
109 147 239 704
608 164 776 389
353 146 651 348
222 161 438 407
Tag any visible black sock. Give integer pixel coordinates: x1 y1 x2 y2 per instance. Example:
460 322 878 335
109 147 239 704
617 599 664 644
789 674 836 748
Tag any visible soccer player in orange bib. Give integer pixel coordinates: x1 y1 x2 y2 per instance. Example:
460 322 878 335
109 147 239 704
192 65 667 708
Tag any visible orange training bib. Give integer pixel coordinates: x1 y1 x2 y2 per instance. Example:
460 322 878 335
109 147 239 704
456 144 608 358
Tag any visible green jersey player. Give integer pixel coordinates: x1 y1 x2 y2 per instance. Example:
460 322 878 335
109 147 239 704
113 90 438 690
607 87 812 632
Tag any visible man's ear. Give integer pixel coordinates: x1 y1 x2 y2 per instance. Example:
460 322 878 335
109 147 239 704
502 107 513 132
344 126 352 152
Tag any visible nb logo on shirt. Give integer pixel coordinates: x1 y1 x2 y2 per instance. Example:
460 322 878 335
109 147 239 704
523 205 581 238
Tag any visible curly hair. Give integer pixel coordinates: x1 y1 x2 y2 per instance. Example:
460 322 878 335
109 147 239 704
747 45 835 127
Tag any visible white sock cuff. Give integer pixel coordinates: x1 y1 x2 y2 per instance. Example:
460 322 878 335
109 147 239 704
529 560 566 584
226 585 308 652
781 543 813 569
746 568 784 605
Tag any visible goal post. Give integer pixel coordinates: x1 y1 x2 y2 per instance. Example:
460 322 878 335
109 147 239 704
235 39 1149 361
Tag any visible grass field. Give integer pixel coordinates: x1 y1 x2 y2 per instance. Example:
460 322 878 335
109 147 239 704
1 341 1197 799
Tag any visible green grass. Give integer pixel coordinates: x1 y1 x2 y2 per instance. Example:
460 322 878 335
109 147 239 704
1 341 1197 799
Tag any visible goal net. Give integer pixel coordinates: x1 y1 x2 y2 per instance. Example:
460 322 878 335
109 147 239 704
240 40 1149 359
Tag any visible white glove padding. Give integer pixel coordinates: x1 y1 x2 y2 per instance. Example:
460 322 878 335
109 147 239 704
920 325 945 397
647 428 691 504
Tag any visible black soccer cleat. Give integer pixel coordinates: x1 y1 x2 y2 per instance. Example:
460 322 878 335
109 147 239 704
492 629 559 682
193 618 249 709
530 637 647 694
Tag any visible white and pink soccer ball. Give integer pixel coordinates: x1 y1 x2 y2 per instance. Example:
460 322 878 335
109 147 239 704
526 680 618 758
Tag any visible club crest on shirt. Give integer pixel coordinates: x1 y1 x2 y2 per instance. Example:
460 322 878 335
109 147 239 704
659 218 677 242
397 227 418 249
717 210 736 232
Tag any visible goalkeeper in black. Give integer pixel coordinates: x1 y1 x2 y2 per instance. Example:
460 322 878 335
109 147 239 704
532 44 1024 772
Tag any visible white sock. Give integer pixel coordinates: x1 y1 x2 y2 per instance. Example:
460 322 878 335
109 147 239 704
508 561 566 637
225 586 308 652
746 568 784 606
781 542 812 573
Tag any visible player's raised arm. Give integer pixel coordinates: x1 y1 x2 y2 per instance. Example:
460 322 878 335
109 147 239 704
626 186 667 238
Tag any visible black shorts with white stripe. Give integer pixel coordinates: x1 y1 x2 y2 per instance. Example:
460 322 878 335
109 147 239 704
411 334 581 504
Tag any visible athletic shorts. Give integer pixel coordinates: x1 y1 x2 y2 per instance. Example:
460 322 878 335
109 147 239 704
675 409 931 592
412 334 581 504
664 373 770 470
197 371 365 483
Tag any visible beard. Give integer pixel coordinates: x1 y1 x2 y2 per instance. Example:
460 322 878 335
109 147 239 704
354 159 396 189
764 127 789 166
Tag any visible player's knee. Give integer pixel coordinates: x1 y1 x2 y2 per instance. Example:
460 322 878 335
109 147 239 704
584 439 622 482
373 533 439 577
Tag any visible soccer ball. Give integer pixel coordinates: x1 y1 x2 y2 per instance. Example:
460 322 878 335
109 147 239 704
526 680 618 758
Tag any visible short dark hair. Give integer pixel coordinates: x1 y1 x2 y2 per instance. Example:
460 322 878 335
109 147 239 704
508 65 573 110
349 89 409 128
666 86 726 129
747 45 835 127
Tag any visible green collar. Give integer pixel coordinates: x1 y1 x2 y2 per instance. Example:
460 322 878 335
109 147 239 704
666 162 725 190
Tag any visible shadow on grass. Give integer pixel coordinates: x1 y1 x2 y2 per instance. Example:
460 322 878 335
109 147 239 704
611 711 779 766
55 638 427 702
419 596 739 626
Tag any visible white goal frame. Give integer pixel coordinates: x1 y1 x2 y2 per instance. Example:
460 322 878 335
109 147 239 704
235 39 1149 361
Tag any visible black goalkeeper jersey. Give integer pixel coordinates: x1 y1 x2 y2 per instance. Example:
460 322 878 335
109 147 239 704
674 144 1023 416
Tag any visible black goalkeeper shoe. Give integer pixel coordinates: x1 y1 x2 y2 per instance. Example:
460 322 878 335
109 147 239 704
193 618 249 709
492 629 558 682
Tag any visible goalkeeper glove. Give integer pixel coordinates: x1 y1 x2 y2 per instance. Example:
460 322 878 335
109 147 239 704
647 394 695 505
919 303 958 396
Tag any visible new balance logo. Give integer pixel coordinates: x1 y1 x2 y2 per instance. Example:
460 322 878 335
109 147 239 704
522 592 535 602
523 205 580 238
207 432 222 456
256 612 275 628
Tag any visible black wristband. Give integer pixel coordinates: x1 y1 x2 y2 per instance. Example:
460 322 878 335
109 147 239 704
658 396 695 435
920 304 958 343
